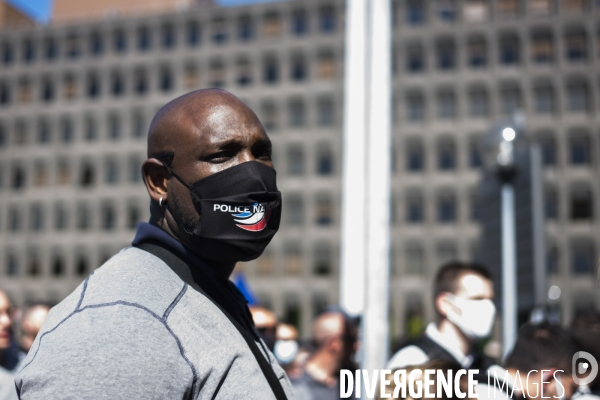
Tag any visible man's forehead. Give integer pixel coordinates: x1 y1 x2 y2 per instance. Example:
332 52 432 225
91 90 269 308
0 292 10 311
455 273 492 298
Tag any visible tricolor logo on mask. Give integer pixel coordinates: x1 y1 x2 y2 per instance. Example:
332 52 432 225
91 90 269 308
213 201 279 232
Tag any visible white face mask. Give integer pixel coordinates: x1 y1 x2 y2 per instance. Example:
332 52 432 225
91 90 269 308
445 293 496 340
274 340 299 365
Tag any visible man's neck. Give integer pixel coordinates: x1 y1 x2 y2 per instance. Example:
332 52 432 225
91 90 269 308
436 319 471 356
305 351 338 387
150 211 236 278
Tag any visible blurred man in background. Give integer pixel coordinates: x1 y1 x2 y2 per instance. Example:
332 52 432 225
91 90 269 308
250 305 278 352
0 289 23 400
477 322 597 400
387 262 496 372
291 310 357 400
19 305 50 354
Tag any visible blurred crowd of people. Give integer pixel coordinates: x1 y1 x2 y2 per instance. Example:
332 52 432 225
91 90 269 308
2 260 600 399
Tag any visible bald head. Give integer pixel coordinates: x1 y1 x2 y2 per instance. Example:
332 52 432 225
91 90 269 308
147 88 262 158
313 312 346 348
249 306 277 330
0 289 12 350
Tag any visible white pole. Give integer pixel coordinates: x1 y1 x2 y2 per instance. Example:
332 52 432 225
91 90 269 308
501 183 517 358
363 0 392 374
339 0 368 316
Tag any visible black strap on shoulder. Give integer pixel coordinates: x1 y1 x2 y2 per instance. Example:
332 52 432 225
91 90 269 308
411 336 458 364
134 242 288 400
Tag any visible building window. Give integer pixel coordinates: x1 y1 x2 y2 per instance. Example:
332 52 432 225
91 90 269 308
529 0 553 15
236 58 252 86
14 120 28 145
62 74 77 100
531 32 553 63
319 6 336 33
30 204 44 232
102 203 116 230
111 71 125 97
6 254 19 276
132 111 145 138
137 27 152 51
567 82 589 111
534 85 555 113
291 10 308 35
37 118 52 144
406 0 426 24
470 191 480 220
501 85 521 114
261 100 277 131
135 69 148 95
317 97 334 126
60 117 74 143
436 0 457 21
65 34 81 59
406 43 425 72
316 145 334 175
0 123 5 148
113 29 127 53
570 134 591 165
289 98 305 127
256 251 274 275
108 114 121 140
286 195 304 225
54 203 68 230
211 18 228 44
406 93 425 121
89 32 103 56
262 11 281 37
129 155 142 183
17 78 32 104
161 24 176 49
406 193 424 223
287 146 305 176
468 88 489 117
27 253 41 277
469 139 482 168
238 15 253 41
186 21 201 46
76 255 88 276
545 188 558 219
159 67 174 92
9 206 22 231
500 35 520 65
316 50 335 79
127 203 141 230
22 39 35 63
315 193 333 225
406 141 424 172
51 254 65 276
209 60 225 88
437 139 456 170
84 116 97 141
464 0 489 21
565 31 588 61
290 53 307 81
437 91 457 119
497 0 520 17
77 204 91 230
80 162 95 188
467 38 486 67
284 243 302 275
87 73 101 99
105 157 119 185
563 0 586 12
570 186 593 220
571 243 594 274
437 193 457 222
405 244 424 275
41 78 54 102
263 55 278 83
314 243 332 276
57 159 71 185
184 63 200 89
540 136 556 165
44 37 58 60
33 160 47 186
0 81 9 106
2 42 13 65
437 40 456 70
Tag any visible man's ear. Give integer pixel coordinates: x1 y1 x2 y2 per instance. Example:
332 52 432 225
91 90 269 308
142 159 169 204
436 293 458 319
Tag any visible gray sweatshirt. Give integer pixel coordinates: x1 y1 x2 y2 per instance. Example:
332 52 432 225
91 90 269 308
15 247 295 399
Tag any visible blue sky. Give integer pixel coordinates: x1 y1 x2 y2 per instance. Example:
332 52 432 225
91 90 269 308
8 0 284 23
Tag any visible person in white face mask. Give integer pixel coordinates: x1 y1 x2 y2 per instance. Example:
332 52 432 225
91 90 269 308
387 262 496 373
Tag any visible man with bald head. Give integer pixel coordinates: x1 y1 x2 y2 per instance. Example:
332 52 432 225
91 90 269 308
16 89 293 399
0 289 22 400
292 310 358 400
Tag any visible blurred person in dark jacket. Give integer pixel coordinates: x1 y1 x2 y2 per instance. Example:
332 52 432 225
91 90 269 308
19 305 49 354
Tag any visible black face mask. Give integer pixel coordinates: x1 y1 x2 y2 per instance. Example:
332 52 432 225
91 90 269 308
158 155 282 264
